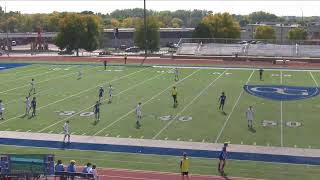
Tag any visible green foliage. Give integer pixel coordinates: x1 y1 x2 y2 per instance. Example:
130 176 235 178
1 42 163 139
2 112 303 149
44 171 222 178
288 27 308 40
193 12 240 38
54 13 102 55
171 18 183 28
254 25 276 39
248 11 279 23
134 16 160 52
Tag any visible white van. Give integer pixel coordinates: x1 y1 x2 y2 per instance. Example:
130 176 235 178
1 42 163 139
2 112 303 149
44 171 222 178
11 41 16 46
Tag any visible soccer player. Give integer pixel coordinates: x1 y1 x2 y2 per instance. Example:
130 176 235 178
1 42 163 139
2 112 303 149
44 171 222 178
218 142 228 175
172 86 178 108
67 160 76 173
63 120 70 144
124 54 127 64
29 78 35 96
180 152 189 180
31 97 37 117
0 100 4 120
82 163 92 173
108 84 113 104
78 67 83 80
136 102 142 127
103 60 107 70
246 106 254 128
174 67 179 81
54 160 65 172
98 86 104 103
93 101 100 122
259 68 264 81
25 97 31 116
218 92 226 112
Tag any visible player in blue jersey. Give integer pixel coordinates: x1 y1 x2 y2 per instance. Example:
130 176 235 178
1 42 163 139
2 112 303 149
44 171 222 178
218 92 226 112
98 86 104 103
93 101 100 122
218 142 229 175
31 97 37 117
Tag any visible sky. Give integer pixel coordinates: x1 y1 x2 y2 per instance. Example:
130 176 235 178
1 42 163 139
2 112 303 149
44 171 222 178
0 1 319 16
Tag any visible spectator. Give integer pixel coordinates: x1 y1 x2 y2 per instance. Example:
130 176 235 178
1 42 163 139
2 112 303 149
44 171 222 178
82 163 92 173
55 160 65 172
67 160 76 173
90 165 99 180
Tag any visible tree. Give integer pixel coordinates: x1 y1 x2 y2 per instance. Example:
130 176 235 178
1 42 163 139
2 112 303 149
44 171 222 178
254 25 276 39
248 11 279 24
134 16 160 52
193 12 240 38
288 27 308 40
171 18 183 28
55 13 102 56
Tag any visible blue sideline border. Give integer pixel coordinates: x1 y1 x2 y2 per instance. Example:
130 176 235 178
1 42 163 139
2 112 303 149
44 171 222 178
0 138 319 165
0 63 30 71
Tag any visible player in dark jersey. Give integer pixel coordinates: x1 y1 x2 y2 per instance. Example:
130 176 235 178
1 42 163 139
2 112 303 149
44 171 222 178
218 92 226 112
93 101 100 121
31 97 37 117
259 68 264 81
218 142 229 175
98 86 104 103
103 60 107 70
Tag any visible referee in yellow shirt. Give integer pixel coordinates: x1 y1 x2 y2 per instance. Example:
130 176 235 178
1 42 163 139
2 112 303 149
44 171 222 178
180 152 189 180
172 86 178 108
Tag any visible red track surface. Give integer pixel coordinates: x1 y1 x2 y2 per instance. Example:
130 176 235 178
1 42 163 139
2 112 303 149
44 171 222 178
96 168 257 180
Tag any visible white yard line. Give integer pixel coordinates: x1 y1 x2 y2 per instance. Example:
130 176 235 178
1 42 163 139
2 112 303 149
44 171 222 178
280 71 283 147
0 69 59 86
0 66 97 94
5 88 55 106
214 70 254 143
37 68 161 133
152 70 227 139
309 72 319 86
153 65 320 72
0 67 147 126
0 65 45 77
92 69 201 136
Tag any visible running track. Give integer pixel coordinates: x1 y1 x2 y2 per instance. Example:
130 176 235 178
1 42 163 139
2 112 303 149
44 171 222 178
95 168 258 180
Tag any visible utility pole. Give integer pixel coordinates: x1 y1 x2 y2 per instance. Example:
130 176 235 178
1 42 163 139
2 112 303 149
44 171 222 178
144 0 147 58
5 1 9 56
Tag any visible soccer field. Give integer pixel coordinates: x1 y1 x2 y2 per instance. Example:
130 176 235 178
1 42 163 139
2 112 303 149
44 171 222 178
1 62 320 149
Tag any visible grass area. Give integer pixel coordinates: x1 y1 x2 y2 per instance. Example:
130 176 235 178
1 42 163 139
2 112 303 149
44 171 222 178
1 62 320 179
1 63 320 147
1 145 320 180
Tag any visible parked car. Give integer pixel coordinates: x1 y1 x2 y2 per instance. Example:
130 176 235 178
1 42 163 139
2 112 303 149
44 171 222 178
11 41 16 46
166 42 179 48
125 46 140 53
119 45 127 50
238 41 248 44
0 50 4 56
98 50 111 56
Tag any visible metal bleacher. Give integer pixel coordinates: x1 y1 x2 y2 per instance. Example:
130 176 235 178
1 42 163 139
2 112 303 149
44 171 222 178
176 38 320 58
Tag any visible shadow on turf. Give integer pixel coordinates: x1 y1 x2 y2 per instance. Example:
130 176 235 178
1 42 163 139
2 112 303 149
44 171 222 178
220 111 227 116
249 127 256 133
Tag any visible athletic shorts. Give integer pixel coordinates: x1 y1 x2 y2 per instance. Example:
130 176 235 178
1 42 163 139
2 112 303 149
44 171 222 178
172 95 177 99
181 172 189 176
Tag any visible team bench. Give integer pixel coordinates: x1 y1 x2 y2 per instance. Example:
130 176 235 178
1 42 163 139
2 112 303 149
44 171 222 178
54 171 94 179
274 59 290 64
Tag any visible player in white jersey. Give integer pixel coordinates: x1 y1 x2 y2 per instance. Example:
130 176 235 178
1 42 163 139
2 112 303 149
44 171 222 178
0 100 4 120
25 97 31 116
78 66 83 80
29 78 35 96
246 106 254 128
174 67 179 81
63 121 70 143
108 84 113 104
135 102 142 127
